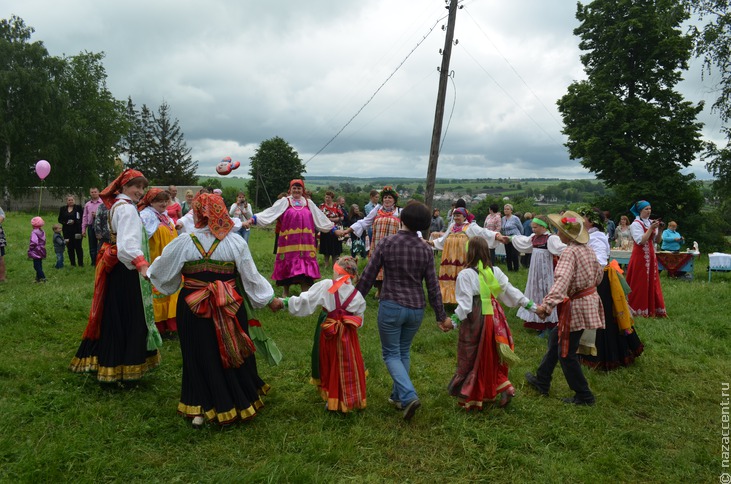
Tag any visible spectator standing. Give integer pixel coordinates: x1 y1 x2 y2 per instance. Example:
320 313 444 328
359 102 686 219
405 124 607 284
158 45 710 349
364 189 379 245
501 204 523 272
483 203 502 265
604 211 616 242
0 206 6 282
28 216 47 282
82 187 103 266
521 212 533 268
58 195 84 267
52 224 65 269
430 208 446 234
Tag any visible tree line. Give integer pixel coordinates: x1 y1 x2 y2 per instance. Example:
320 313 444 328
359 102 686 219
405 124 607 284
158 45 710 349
0 15 196 208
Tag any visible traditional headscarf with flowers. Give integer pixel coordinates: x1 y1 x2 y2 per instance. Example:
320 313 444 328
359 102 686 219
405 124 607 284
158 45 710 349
192 193 234 240
380 185 399 203
576 206 605 231
100 168 148 209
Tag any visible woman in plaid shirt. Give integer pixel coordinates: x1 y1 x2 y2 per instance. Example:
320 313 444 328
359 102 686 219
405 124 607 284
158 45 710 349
525 210 605 406
356 201 452 421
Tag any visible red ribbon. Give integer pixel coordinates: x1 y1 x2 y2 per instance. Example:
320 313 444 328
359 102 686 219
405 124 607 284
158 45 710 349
184 278 255 369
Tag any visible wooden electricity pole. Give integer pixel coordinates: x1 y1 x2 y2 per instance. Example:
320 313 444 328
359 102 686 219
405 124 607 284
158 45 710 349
424 0 459 211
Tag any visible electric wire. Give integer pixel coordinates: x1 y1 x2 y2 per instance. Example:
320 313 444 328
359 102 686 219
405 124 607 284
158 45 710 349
304 12 449 166
462 5 565 130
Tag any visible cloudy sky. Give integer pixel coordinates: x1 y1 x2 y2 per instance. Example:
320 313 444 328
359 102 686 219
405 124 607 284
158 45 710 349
4 0 723 180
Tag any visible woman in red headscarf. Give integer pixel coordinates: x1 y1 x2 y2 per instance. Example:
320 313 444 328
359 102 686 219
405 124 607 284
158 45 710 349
243 179 336 297
138 188 179 336
148 193 282 428
69 168 162 383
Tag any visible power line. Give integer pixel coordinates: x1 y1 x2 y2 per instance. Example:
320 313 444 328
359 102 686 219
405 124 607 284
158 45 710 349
461 5 565 130
460 43 565 147
304 13 449 166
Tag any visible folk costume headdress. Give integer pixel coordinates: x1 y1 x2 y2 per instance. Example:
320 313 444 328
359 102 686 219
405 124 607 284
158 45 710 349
137 188 164 212
100 168 148 209
380 185 398 202
192 193 234 240
547 210 589 244
328 256 359 293
576 206 605 231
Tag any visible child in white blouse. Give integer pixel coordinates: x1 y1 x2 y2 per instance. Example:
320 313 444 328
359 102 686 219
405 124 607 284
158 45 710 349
280 256 367 413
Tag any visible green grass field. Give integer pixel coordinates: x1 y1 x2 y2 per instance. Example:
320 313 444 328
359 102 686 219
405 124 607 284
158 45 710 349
0 211 729 482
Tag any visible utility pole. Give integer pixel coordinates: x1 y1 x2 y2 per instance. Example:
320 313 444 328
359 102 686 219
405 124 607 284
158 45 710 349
424 0 459 211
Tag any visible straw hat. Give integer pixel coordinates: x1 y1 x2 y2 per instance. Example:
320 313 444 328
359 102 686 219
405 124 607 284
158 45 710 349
547 210 589 244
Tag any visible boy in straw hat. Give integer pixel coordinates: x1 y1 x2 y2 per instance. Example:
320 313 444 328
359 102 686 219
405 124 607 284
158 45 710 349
524 210 605 405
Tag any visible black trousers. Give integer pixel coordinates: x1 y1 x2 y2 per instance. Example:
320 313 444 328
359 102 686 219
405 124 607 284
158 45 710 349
87 226 98 265
504 242 520 271
534 326 594 402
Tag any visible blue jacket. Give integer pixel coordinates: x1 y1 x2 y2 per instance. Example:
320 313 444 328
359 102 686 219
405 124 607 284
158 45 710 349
661 228 684 251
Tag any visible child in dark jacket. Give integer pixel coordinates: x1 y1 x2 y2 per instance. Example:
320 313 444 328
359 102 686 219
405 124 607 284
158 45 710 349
28 216 47 282
52 223 65 269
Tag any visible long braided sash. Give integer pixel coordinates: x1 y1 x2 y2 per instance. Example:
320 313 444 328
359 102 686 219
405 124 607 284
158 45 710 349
184 278 255 369
557 286 597 358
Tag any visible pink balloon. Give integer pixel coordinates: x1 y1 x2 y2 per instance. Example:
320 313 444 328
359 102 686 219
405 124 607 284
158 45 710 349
231 161 241 170
35 160 51 180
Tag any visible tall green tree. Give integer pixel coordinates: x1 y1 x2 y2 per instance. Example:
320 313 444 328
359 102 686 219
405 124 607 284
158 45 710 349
1 16 128 201
558 0 705 223
122 100 197 186
247 136 305 208
148 101 197 185
45 51 128 191
687 0 731 206
0 16 55 204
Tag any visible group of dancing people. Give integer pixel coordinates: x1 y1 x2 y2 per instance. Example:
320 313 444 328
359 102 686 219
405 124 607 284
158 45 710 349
66 170 667 426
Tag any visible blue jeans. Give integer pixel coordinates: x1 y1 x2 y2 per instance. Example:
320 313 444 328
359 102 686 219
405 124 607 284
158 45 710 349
237 227 250 244
33 258 46 281
377 299 424 405
55 252 64 269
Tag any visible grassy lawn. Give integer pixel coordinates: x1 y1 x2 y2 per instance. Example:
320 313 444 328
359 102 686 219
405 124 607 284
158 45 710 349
0 211 729 482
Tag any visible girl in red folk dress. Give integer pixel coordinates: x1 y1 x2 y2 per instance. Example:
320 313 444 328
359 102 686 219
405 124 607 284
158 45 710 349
445 237 536 410
281 256 367 413
625 200 666 318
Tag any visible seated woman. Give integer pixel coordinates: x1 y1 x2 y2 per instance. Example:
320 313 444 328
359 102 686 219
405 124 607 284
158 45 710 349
661 221 684 253
148 193 281 428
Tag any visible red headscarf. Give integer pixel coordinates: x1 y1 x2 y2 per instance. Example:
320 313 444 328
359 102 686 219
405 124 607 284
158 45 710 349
289 179 305 191
100 168 147 209
137 188 164 212
192 193 234 240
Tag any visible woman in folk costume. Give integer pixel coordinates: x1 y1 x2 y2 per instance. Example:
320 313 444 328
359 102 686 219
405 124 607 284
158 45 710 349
428 207 470 305
625 200 666 318
509 215 566 332
148 193 281 428
243 179 336 297
282 256 367 413
339 186 401 296
138 188 179 336
446 237 537 410
69 169 162 383
576 207 644 370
